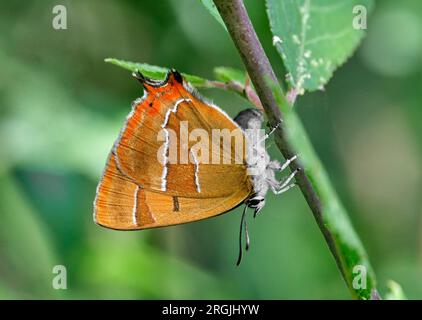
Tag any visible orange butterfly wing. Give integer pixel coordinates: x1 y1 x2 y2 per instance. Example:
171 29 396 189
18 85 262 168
94 70 252 230
113 71 251 198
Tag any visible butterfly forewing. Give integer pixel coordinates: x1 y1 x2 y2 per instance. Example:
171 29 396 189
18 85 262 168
94 71 252 230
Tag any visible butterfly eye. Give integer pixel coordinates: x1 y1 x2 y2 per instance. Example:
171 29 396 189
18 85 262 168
247 197 264 207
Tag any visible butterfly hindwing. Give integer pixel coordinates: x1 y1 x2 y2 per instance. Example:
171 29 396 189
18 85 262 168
94 152 249 230
94 152 150 230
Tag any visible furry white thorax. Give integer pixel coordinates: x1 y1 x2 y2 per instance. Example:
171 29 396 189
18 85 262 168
234 109 295 214
233 108 299 265
245 119 274 212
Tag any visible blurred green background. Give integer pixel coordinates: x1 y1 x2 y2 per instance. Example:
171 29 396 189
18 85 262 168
0 0 421 299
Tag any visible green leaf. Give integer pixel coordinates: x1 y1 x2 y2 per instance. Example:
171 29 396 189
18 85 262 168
199 0 227 31
266 0 374 93
105 58 211 87
105 59 258 104
385 280 407 300
213 66 246 84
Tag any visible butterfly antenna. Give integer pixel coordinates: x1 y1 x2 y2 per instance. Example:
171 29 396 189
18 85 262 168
236 205 249 266
245 214 250 251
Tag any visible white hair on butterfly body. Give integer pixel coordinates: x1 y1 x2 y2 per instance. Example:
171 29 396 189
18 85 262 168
233 108 299 265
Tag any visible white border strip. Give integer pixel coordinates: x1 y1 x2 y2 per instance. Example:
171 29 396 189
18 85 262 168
190 149 201 193
132 186 139 226
160 98 192 191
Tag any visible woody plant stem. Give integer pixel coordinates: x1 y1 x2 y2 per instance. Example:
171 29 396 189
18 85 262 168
213 0 378 299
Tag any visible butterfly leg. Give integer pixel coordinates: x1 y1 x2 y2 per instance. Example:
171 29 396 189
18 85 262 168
272 182 297 195
269 154 298 172
256 121 281 145
270 168 300 195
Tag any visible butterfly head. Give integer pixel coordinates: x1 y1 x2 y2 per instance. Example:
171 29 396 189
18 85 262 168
245 195 266 215
234 108 264 130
